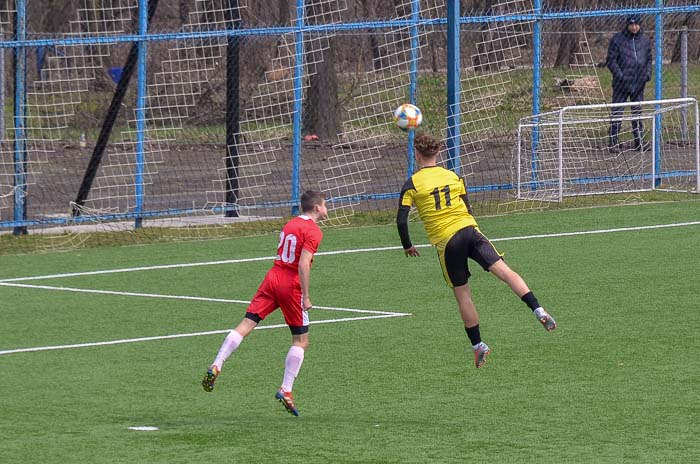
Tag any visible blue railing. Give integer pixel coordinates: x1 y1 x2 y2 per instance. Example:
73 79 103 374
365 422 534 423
2 1 699 231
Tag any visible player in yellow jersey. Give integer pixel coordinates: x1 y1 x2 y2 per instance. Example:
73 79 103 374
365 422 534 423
396 133 556 368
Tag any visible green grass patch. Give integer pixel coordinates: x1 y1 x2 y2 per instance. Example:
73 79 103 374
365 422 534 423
1 201 699 462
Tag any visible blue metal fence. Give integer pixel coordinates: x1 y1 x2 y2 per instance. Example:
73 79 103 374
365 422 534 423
1 1 699 233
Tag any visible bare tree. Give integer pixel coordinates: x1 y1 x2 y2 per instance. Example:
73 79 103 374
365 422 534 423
179 0 189 26
473 0 502 72
552 0 586 67
553 19 581 67
359 0 382 71
671 13 700 63
302 2 339 139
36 0 66 34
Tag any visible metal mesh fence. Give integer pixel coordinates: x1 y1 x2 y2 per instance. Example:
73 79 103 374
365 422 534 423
0 0 698 254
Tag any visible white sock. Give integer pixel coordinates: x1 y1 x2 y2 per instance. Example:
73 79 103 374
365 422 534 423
472 341 489 351
212 329 244 370
280 345 305 392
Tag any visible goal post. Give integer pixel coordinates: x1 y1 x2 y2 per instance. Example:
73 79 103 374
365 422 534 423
516 97 700 203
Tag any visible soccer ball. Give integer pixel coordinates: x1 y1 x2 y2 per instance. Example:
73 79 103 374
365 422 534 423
393 103 423 131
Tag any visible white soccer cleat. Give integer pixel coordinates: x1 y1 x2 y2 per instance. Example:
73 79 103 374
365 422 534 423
535 308 557 332
472 342 490 368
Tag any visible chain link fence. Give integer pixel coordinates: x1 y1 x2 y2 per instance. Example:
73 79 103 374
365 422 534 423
0 1 698 254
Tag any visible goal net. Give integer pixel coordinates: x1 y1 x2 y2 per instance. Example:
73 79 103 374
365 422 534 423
515 98 699 203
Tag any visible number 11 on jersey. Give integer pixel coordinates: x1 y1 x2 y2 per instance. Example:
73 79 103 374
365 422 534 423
430 185 452 210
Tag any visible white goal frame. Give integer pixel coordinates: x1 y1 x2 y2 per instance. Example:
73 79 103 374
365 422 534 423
516 97 700 202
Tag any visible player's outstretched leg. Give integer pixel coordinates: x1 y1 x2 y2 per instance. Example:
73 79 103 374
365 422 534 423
201 365 220 392
472 342 490 368
534 308 557 332
275 389 299 416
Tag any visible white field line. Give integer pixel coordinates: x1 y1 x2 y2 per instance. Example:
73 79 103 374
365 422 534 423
1 220 698 284
1 220 697 356
0 284 411 356
0 282 402 316
0 312 411 356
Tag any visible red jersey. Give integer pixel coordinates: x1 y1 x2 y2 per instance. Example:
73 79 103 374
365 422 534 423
273 215 323 272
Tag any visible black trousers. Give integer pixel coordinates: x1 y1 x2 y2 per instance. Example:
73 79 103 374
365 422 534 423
609 84 645 148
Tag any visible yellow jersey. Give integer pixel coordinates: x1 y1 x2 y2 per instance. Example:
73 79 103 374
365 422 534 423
399 166 477 245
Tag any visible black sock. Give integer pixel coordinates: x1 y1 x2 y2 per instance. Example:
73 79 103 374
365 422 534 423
521 291 540 311
465 324 481 346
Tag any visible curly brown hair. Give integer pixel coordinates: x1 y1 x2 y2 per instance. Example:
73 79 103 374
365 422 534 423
413 133 442 158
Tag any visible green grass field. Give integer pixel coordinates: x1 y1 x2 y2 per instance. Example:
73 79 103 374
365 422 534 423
1 201 699 463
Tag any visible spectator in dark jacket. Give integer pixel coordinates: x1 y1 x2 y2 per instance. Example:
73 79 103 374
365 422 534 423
606 15 652 151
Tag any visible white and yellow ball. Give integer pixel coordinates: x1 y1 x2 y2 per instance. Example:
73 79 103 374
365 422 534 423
393 103 423 131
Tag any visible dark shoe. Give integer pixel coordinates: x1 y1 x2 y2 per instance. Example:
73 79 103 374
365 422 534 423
608 144 622 154
201 365 220 392
275 389 299 416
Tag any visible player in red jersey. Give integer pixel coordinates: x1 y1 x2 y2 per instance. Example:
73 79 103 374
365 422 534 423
202 190 327 416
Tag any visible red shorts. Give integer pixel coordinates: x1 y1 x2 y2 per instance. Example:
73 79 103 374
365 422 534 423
246 266 309 329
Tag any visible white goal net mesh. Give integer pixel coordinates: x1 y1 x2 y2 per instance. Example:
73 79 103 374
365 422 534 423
516 98 699 203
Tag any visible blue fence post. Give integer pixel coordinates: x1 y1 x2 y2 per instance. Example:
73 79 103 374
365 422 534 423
654 0 663 187
12 0 27 235
407 0 420 177
446 0 460 175
134 0 149 229
530 0 542 186
291 0 305 216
